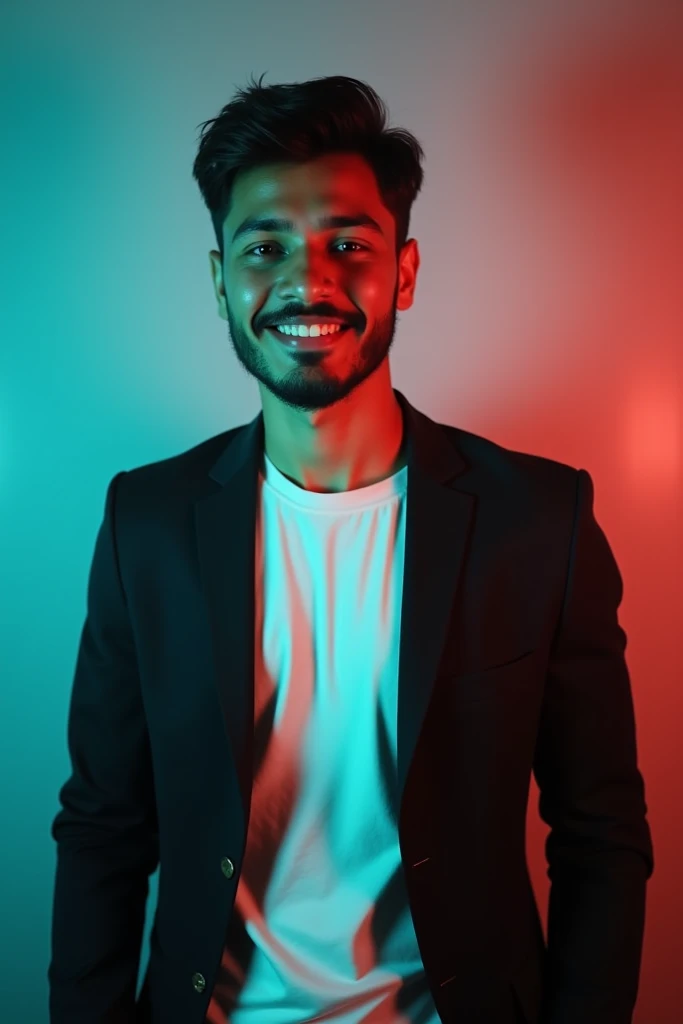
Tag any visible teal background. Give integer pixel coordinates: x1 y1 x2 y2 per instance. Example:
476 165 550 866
2 1 680 1020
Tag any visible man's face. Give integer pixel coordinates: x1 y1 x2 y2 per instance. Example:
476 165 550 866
208 152 419 413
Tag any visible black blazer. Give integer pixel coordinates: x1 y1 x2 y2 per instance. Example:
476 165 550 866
48 388 654 1024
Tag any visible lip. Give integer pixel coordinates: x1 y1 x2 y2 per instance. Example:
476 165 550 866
266 325 351 351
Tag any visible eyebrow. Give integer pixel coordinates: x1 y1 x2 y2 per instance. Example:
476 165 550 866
231 212 385 245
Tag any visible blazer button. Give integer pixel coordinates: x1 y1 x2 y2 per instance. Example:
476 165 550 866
192 972 206 993
221 857 235 879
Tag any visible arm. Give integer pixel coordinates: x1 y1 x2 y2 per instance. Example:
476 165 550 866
48 471 159 1023
534 468 654 1024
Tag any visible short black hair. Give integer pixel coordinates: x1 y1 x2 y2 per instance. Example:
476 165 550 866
192 73 426 262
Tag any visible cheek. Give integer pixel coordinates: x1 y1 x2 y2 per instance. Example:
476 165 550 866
235 284 261 307
356 280 387 307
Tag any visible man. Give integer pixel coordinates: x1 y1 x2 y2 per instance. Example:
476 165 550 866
49 79 653 1024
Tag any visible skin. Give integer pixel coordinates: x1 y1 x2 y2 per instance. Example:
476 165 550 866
208 152 420 493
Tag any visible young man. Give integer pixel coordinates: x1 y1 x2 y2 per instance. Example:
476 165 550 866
49 75 653 1024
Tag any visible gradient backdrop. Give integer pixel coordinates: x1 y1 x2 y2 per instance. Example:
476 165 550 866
2 0 681 1020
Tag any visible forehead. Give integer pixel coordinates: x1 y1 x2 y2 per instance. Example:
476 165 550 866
227 152 389 228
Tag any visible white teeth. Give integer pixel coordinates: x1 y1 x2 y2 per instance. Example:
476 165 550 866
275 323 343 338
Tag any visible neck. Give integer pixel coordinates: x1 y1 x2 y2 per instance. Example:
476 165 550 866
263 390 406 494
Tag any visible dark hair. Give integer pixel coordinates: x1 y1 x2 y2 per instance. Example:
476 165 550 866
192 73 425 262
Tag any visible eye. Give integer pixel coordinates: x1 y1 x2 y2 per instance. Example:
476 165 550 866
246 240 367 258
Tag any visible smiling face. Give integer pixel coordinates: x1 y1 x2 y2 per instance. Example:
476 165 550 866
208 152 419 414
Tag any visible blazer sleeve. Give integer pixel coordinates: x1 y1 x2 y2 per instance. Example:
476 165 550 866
534 468 654 1024
48 471 159 1023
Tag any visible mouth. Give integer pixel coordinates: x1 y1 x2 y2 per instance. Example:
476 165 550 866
265 324 352 351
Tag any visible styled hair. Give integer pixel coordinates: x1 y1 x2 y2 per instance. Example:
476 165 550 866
192 73 425 262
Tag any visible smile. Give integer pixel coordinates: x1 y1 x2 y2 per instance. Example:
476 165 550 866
265 325 351 352
272 323 346 338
